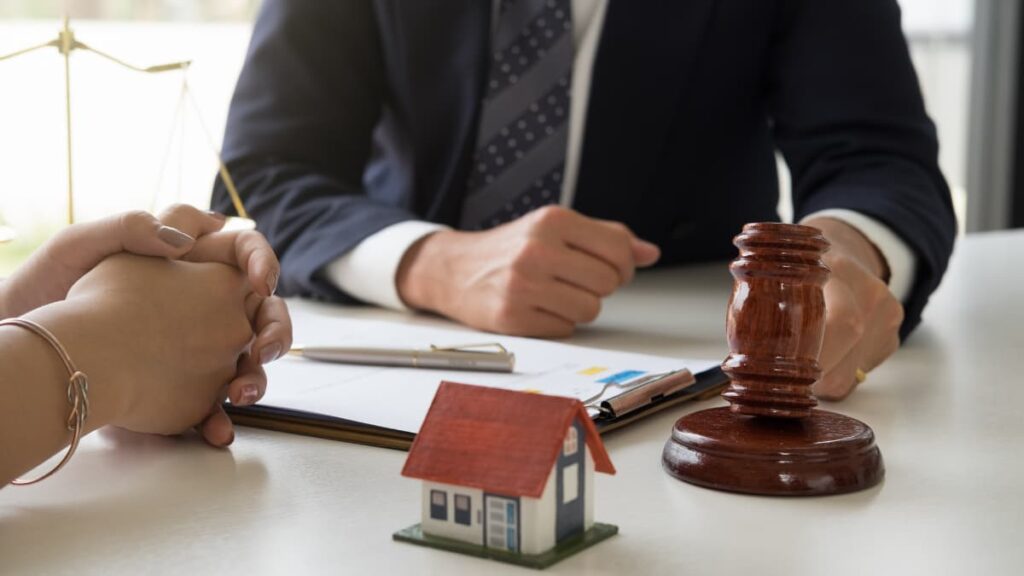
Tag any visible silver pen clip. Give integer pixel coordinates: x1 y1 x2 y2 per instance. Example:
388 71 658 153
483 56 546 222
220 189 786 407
428 342 516 372
429 342 511 356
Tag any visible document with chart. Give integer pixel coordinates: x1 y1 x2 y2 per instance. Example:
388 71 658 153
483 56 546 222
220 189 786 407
227 301 724 448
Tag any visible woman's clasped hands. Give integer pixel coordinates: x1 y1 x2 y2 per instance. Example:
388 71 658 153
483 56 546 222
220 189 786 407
0 204 292 448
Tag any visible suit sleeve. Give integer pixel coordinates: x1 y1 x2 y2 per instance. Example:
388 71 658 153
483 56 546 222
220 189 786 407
768 0 957 339
212 0 414 301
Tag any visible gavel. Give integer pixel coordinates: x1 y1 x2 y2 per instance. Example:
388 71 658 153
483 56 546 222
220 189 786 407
662 222 884 496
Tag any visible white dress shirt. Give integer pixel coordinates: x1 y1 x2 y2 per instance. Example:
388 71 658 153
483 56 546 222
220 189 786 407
327 0 916 310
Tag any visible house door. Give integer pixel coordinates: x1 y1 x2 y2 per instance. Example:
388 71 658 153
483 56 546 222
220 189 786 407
556 418 585 542
484 495 519 553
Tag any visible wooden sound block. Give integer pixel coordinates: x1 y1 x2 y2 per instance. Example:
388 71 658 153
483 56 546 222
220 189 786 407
662 407 884 496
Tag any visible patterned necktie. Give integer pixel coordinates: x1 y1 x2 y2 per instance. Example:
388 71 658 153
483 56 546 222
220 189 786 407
459 0 573 230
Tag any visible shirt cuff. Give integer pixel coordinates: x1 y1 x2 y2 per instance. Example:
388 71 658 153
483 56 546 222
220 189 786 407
324 221 450 311
800 209 917 302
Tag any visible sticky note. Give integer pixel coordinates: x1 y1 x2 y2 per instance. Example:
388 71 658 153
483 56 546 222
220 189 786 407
578 366 608 376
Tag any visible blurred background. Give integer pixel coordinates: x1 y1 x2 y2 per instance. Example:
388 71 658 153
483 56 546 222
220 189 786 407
0 0 1004 274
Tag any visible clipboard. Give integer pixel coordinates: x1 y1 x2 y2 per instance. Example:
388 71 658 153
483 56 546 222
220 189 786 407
225 365 729 451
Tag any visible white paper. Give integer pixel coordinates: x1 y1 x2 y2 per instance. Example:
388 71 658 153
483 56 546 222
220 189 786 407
259 306 719 434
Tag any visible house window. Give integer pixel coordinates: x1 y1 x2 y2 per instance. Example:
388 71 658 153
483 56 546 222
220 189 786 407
562 463 579 503
454 494 471 525
563 425 578 456
430 489 448 521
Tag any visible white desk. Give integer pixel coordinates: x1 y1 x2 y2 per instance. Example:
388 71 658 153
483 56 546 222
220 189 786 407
2 231 1022 575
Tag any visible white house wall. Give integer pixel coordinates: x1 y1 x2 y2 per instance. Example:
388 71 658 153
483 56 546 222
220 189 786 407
519 463 557 555
420 482 484 546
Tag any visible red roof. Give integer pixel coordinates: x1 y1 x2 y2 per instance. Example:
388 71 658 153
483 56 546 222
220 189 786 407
402 382 615 498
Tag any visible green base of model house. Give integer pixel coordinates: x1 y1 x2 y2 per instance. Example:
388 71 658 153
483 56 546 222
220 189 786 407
393 522 619 569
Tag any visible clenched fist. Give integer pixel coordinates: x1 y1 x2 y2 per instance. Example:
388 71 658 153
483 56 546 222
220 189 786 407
396 206 660 337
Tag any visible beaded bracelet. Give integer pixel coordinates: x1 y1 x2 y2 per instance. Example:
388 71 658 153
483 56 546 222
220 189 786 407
1 318 90 485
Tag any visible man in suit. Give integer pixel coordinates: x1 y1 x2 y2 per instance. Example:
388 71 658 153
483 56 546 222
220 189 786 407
214 0 956 399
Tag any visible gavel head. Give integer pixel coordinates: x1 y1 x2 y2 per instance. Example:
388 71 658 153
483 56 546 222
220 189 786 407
720 222 831 419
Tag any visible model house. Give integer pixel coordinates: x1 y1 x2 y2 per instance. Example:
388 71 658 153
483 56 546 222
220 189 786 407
401 381 616 556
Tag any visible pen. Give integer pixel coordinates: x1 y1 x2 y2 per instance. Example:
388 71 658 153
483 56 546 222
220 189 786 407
288 343 515 373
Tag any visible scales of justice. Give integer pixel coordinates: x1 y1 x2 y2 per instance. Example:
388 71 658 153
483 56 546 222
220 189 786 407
0 12 252 245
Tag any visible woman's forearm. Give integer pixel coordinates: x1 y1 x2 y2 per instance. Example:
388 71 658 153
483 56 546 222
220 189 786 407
0 300 124 486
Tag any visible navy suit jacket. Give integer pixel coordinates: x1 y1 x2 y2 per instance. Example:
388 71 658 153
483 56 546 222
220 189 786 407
214 0 956 338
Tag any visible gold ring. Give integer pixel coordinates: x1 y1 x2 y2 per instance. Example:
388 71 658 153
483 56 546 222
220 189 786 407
854 368 867 384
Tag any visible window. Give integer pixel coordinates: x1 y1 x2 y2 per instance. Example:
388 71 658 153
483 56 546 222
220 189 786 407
563 425 578 456
562 463 579 503
430 489 448 521
454 494 471 526
0 2 260 20
897 0 974 230
0 1 259 276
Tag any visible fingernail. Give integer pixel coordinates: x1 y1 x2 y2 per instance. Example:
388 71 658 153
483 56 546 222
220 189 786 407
206 210 227 221
239 384 259 405
267 271 279 296
157 225 195 248
260 343 282 365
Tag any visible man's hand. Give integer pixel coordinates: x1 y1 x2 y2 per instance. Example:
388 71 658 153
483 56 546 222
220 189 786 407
804 217 904 400
396 206 660 337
